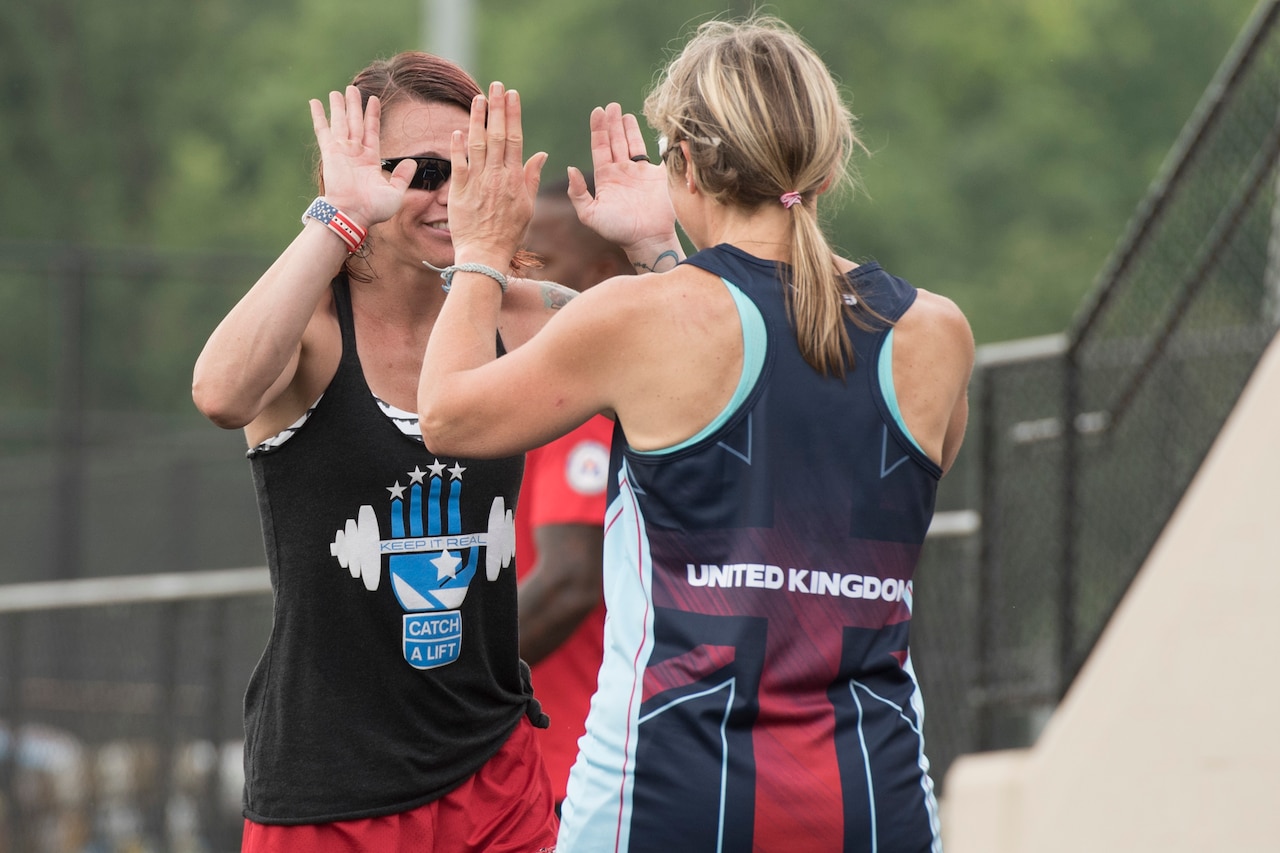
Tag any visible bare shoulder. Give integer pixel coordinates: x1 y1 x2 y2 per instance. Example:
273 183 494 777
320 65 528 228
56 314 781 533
897 288 974 365
889 288 974 469
891 289 974 416
509 268 685 305
500 268 700 345
906 288 971 332
493 278 571 350
582 266 735 337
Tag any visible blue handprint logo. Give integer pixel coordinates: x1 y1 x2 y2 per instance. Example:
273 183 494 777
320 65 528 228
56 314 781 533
329 460 514 670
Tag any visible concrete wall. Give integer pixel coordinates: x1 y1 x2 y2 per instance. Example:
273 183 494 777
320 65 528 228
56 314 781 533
942 334 1280 852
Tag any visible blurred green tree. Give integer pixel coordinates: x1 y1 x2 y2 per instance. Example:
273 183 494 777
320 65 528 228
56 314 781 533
0 0 1260 388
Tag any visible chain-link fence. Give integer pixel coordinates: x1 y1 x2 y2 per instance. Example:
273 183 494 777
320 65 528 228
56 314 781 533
0 244 277 852
0 578 271 853
970 0 1280 751
4 2 1280 848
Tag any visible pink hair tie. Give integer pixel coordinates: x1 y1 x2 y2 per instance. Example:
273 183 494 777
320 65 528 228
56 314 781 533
780 191 803 209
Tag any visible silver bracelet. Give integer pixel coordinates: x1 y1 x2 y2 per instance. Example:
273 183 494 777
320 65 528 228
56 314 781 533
438 263 509 293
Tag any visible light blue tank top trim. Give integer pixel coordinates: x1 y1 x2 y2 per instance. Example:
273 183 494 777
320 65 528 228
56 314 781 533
878 329 926 455
634 279 765 456
635 279 924 456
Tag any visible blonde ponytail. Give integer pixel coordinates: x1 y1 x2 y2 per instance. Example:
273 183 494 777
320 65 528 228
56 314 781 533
644 15 884 377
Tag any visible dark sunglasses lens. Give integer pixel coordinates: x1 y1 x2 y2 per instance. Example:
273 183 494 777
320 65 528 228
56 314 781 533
382 157 450 191
413 160 449 190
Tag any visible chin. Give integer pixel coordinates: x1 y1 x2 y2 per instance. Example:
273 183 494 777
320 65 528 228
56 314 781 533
417 242 454 271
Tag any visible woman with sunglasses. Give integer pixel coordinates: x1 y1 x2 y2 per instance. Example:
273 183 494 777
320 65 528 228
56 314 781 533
420 16 974 853
193 51 675 852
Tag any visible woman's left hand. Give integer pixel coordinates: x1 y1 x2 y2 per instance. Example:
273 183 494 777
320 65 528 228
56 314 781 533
447 82 548 269
569 103 677 259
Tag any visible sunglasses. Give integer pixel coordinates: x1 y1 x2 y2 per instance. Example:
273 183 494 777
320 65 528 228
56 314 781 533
381 156 451 191
657 133 723 163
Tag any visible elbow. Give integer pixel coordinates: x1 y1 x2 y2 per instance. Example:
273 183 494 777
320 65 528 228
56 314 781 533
417 402 455 455
418 390 473 456
419 387 527 459
191 375 253 430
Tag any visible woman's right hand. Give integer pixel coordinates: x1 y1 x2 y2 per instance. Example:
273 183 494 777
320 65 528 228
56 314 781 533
309 85 417 227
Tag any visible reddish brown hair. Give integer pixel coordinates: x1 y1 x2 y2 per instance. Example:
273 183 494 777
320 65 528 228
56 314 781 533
321 52 532 279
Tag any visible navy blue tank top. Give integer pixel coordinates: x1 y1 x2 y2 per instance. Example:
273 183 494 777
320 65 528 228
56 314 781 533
560 244 943 852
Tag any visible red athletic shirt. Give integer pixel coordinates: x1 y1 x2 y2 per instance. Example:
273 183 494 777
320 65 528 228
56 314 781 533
515 415 612 802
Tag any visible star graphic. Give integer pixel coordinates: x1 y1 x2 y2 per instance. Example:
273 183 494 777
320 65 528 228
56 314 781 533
433 549 461 581
449 462 467 480
428 459 447 478
408 466 427 484
387 481 406 500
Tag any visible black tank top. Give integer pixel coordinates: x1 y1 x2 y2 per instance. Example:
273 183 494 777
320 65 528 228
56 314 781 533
243 276 531 823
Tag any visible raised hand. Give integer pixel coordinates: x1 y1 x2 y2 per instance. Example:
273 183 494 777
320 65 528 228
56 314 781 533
309 85 417 228
568 103 680 268
446 82 548 269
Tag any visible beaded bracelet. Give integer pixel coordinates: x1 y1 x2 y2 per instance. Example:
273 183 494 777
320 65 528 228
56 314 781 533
301 197 368 253
438 263 509 293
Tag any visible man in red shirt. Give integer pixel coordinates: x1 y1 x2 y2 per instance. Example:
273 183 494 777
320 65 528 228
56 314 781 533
516 178 634 809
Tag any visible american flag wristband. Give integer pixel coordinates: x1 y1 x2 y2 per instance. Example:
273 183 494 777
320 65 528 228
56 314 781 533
301 197 368 253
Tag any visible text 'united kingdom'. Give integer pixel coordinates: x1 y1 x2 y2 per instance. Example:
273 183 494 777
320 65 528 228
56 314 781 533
685 563 908 602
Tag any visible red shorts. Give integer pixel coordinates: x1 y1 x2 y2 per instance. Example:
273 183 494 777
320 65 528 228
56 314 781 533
241 717 558 852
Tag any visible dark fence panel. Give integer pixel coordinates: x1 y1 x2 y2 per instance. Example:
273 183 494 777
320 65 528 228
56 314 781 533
968 0 1280 749
1062 0 1280 680
0 584 272 853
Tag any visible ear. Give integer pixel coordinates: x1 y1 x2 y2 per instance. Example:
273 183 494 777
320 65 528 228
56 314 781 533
680 140 697 194
817 173 835 196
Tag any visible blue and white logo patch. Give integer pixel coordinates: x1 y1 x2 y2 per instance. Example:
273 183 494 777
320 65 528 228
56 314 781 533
329 460 514 670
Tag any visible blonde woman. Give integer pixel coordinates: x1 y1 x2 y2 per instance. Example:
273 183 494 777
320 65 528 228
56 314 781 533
422 17 973 852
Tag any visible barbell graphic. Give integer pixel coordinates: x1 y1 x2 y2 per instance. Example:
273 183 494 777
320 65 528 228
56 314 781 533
330 496 516 591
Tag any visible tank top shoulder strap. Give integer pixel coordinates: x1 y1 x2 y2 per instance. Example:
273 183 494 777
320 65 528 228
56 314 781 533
330 274 359 359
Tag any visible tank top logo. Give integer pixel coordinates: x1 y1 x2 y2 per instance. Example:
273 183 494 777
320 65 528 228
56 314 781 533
566 439 609 495
329 459 515 670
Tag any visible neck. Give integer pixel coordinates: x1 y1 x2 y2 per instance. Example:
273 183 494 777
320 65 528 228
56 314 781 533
719 232 792 264
704 203 794 263
350 261 447 325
